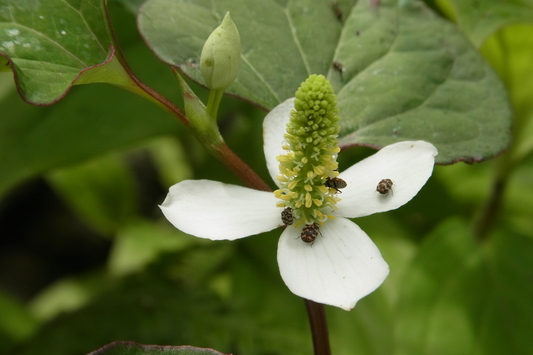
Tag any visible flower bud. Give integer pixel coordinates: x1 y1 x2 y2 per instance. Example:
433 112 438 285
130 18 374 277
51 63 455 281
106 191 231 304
200 12 241 90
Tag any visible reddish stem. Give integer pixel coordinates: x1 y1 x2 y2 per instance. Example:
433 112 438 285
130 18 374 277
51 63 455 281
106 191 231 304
305 299 331 355
213 143 271 191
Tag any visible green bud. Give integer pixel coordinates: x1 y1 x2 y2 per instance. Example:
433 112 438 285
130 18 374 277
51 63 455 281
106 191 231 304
200 12 241 90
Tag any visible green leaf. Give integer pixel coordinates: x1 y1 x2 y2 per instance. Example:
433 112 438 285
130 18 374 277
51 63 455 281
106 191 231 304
113 0 146 14
107 219 195 276
145 137 193 188
0 291 39 350
481 24 533 165
138 0 511 164
89 341 228 355
394 218 533 355
138 0 343 110
17 258 232 355
46 153 139 235
29 272 108 322
0 78 180 198
334 0 511 164
441 0 533 47
0 0 147 104
15 238 311 355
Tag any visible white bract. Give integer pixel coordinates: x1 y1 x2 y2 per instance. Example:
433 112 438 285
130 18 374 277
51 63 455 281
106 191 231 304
160 98 437 310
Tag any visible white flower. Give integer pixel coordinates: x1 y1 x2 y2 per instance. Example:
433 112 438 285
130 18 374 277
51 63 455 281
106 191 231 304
160 98 438 310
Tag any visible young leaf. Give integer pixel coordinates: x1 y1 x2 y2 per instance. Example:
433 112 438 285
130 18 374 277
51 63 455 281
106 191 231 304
0 0 145 104
138 0 511 164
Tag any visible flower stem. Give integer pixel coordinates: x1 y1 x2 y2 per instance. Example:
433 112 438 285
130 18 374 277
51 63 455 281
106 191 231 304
305 299 331 355
213 143 271 192
206 88 225 120
473 175 507 241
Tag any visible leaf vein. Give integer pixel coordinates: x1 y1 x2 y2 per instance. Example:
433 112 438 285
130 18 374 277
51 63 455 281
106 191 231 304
240 54 280 103
284 7 311 75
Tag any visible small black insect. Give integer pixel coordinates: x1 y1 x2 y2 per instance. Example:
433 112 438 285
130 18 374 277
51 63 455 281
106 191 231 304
376 179 393 195
300 223 320 244
281 207 294 226
325 177 347 193
332 60 345 74
331 0 343 21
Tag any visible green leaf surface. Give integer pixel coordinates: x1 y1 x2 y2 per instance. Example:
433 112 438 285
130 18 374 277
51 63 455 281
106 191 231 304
17 256 234 355
29 272 109 322
89 341 228 355
0 76 180 198
46 153 139 235
481 24 533 164
0 0 143 104
0 291 39 349
145 137 193 188
394 218 533 355
442 0 533 47
138 0 511 164
107 219 195 276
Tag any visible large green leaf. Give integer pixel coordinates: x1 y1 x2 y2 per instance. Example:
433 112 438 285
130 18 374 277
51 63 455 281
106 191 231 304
0 0 146 104
138 0 511 164
394 218 533 355
442 0 533 47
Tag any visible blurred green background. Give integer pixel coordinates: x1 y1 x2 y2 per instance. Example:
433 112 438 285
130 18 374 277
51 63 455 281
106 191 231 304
1 0 533 354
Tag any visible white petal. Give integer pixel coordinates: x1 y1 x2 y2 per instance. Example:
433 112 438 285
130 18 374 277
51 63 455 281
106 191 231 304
160 180 281 240
277 218 389 310
263 98 295 186
337 141 437 218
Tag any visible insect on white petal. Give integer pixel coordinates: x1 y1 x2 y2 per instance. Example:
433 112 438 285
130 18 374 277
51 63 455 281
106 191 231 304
300 223 321 244
376 179 393 195
281 207 294 226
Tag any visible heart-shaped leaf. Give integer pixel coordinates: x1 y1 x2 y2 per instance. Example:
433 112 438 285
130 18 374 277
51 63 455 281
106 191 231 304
138 0 511 164
0 0 143 104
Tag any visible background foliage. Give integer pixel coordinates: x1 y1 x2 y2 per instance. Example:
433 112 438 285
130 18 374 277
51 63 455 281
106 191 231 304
1 0 532 354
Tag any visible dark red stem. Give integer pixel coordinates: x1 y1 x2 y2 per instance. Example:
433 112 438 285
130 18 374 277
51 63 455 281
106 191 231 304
305 299 331 355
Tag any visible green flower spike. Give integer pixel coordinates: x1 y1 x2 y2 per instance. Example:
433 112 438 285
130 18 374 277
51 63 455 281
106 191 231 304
274 74 341 228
